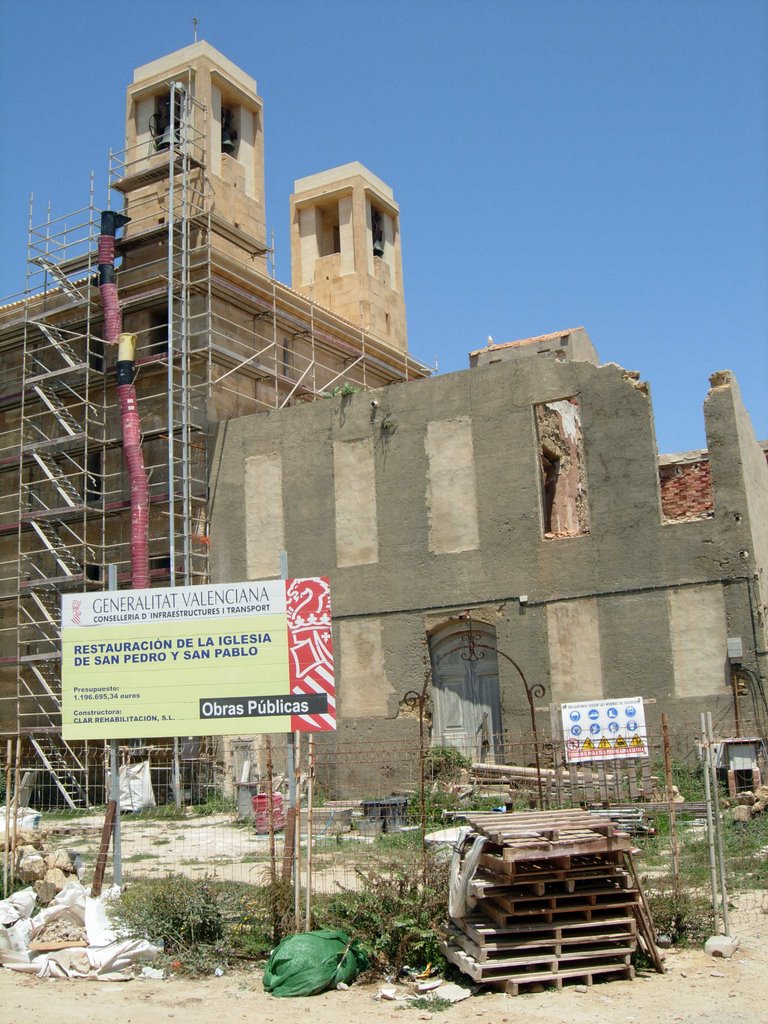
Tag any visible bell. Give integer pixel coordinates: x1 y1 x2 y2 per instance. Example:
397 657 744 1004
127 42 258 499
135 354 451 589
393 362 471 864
221 128 237 154
154 128 171 151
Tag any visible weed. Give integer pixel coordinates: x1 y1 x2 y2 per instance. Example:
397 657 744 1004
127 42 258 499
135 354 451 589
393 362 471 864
403 995 454 1012
191 791 237 816
644 884 713 946
109 875 224 954
314 851 449 974
423 746 472 784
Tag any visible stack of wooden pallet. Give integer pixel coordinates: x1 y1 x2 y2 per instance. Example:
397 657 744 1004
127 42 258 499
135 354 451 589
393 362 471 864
441 809 661 995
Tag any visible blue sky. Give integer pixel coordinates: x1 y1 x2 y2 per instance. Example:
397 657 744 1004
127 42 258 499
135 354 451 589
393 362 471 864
1 0 765 454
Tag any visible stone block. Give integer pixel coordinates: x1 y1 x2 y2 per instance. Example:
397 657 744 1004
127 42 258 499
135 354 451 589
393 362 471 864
47 850 76 873
17 852 46 882
704 935 740 958
33 878 57 905
728 805 750 823
44 867 68 893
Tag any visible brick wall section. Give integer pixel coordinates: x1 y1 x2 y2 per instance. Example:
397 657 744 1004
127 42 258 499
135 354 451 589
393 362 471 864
659 458 714 520
659 443 768 522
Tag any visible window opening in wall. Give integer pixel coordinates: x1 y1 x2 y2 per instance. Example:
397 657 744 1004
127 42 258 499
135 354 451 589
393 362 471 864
221 106 238 154
371 207 385 258
535 397 590 538
148 306 169 354
317 201 341 256
282 335 294 376
85 451 102 505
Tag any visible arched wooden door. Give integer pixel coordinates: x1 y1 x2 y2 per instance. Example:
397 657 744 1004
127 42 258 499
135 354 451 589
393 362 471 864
429 622 502 760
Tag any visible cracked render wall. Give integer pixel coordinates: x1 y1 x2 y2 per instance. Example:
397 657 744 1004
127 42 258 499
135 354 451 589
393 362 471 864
209 356 768 790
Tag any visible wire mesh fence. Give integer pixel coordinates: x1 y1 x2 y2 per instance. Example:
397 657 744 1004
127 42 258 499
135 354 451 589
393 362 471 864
2 718 766 939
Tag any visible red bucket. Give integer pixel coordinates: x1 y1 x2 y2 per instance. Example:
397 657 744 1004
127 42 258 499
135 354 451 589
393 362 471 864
252 792 286 833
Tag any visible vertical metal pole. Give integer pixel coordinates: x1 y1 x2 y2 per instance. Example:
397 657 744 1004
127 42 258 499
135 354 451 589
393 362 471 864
10 737 21 889
706 712 731 936
661 713 681 889
108 564 122 885
167 82 177 586
173 739 182 810
280 550 296 809
3 739 12 897
294 730 302 931
305 735 314 931
700 713 720 932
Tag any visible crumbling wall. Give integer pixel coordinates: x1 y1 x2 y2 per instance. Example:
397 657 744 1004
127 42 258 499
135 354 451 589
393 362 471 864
535 398 590 538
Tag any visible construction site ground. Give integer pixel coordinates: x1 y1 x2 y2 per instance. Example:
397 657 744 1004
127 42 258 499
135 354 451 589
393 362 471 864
0 905 764 1024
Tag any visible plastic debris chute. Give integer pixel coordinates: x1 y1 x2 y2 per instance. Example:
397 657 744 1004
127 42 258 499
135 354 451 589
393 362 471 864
97 210 150 590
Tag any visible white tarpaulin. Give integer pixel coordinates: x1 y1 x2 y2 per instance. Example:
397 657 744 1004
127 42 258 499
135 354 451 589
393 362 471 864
0 881 160 979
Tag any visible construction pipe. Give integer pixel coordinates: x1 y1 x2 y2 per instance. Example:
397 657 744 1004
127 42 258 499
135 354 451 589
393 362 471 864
97 211 150 589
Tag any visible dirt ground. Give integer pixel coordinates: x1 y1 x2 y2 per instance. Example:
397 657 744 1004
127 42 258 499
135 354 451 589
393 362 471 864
1 911 765 1024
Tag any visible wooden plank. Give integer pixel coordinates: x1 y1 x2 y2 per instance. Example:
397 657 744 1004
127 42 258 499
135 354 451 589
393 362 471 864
583 764 595 803
549 703 565 807
90 799 116 898
641 757 653 799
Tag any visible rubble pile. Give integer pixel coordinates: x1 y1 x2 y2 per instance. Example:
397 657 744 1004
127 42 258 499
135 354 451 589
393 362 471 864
723 785 768 823
6 827 82 905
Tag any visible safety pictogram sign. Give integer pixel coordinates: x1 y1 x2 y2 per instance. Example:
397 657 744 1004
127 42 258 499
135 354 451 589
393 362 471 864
561 697 648 762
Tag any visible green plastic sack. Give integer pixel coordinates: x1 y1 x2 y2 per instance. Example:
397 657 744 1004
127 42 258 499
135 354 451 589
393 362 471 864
262 929 369 997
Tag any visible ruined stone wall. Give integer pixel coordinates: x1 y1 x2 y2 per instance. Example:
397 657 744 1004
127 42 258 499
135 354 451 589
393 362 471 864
209 357 767 791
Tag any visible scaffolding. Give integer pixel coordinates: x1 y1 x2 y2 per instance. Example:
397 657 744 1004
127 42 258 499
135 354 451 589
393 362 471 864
0 79 431 807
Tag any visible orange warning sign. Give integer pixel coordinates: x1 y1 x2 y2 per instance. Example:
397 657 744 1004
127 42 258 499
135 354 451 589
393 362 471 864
581 737 595 750
614 735 628 748
597 737 611 749
630 735 645 749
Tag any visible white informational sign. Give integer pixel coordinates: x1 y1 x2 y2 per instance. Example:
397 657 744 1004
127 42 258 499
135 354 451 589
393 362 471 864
560 696 648 762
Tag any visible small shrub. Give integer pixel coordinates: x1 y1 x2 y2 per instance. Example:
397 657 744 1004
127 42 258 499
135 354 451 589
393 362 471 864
229 878 294 956
645 885 713 947
423 746 472 784
109 875 225 973
404 995 454 1012
314 853 449 974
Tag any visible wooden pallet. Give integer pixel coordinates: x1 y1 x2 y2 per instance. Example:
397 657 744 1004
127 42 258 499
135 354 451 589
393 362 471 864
461 912 637 946
441 940 635 985
468 864 631 898
448 924 637 964
501 964 636 996
478 840 630 877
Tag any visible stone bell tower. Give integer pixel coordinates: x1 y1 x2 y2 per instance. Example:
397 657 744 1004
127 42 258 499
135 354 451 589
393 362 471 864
289 162 408 352
120 41 267 259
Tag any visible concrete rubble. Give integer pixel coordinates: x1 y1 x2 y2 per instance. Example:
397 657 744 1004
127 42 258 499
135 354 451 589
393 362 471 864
0 881 160 980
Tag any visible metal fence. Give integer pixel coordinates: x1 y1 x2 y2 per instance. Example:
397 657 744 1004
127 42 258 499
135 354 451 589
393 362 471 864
3 715 767 938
